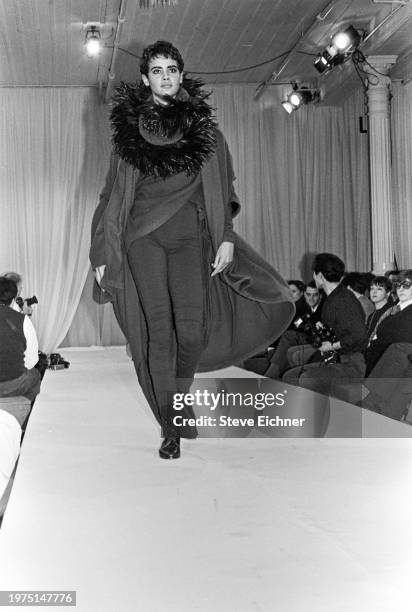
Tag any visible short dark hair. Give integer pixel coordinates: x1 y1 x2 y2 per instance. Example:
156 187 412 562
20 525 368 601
2 271 22 286
341 272 369 295
370 275 392 292
288 280 305 293
312 253 345 283
384 269 399 278
305 280 318 291
0 276 18 305
140 40 184 76
396 269 412 283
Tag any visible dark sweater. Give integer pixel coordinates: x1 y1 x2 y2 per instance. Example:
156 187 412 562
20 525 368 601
365 303 412 374
366 301 393 342
125 171 235 251
0 305 26 382
321 284 367 354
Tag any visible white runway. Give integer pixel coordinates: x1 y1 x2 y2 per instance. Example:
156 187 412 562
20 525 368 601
0 347 411 611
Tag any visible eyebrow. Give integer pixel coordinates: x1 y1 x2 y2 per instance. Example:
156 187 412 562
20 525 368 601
149 63 178 71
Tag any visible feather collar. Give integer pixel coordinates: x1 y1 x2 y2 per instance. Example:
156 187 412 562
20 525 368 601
110 77 217 178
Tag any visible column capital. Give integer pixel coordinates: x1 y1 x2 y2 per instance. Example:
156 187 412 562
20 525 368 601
365 55 398 95
365 55 398 74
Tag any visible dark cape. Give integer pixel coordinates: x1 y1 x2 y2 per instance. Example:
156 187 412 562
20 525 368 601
90 85 295 429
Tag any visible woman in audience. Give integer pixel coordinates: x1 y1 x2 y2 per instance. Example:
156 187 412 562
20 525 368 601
366 276 393 345
365 269 412 376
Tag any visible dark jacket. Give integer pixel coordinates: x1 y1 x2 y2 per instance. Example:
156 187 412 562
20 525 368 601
89 130 295 424
321 284 367 354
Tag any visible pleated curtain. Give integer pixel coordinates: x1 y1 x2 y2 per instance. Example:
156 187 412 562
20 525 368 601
3 81 408 350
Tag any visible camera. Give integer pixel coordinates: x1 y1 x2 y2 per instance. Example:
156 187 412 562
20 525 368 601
312 321 339 364
294 314 321 342
48 353 70 370
294 313 316 337
15 295 38 308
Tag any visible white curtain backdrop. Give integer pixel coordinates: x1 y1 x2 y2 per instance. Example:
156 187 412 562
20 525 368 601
0 88 111 351
1 83 376 349
209 84 371 279
391 81 412 269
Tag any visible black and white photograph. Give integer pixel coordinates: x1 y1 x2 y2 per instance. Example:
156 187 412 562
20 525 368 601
0 1 412 610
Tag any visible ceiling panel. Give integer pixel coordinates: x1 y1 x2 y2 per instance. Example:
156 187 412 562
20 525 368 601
0 0 411 103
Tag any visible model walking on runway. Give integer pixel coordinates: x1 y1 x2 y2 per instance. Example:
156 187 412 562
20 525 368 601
90 41 294 459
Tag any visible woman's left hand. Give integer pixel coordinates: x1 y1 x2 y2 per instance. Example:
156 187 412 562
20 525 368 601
211 241 234 277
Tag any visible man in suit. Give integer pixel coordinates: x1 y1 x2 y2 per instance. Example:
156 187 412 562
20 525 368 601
265 281 324 379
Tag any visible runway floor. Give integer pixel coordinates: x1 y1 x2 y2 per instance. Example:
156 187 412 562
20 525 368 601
0 347 411 611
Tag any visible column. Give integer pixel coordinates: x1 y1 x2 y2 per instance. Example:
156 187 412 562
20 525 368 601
365 55 397 275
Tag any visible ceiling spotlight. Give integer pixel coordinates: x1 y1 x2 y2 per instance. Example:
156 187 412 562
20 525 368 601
281 100 295 114
85 26 102 57
281 86 320 113
332 25 361 53
313 49 345 74
314 25 362 74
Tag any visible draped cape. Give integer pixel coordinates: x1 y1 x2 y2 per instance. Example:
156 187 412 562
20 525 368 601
90 129 295 425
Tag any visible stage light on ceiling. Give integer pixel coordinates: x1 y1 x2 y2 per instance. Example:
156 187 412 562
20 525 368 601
281 86 321 113
85 26 102 57
314 25 362 74
331 26 361 53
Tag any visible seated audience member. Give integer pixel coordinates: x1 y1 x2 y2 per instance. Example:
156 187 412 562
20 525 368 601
286 280 306 325
360 342 412 421
364 269 412 376
265 281 324 378
283 253 367 396
366 276 393 345
342 272 374 321
2 271 47 380
384 269 400 305
0 277 41 403
242 279 305 373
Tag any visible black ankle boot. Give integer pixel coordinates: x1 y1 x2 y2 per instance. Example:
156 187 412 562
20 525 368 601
159 437 181 460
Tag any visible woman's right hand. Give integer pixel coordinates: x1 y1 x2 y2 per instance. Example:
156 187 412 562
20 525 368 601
95 265 107 288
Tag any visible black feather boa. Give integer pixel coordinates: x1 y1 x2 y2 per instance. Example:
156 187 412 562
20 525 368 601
110 77 217 178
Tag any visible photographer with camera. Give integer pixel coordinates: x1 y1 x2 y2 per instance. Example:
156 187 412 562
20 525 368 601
1 271 48 380
1 272 37 317
0 277 41 404
283 253 368 396
265 281 324 379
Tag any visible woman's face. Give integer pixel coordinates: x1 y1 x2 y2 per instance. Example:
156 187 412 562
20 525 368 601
289 284 303 302
395 278 412 303
141 55 183 105
369 284 389 304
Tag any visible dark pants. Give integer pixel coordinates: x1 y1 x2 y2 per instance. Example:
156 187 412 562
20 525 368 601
127 202 205 438
0 369 41 405
362 342 412 420
282 352 366 397
265 329 311 378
